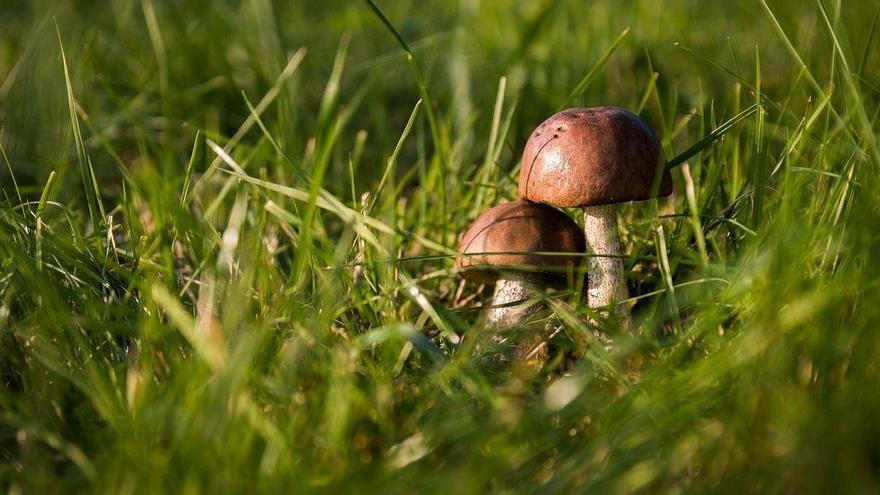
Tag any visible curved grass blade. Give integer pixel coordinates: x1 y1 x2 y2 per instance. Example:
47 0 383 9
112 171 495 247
666 104 759 169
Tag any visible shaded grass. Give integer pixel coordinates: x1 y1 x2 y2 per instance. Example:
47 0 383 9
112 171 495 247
0 0 879 493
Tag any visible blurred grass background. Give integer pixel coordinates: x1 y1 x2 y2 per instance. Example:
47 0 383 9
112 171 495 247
1 0 879 492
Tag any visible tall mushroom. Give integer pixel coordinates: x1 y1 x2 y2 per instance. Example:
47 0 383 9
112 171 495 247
519 107 672 324
457 200 586 330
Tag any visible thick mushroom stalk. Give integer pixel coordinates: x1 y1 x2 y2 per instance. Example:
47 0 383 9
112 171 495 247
584 205 629 322
485 273 542 330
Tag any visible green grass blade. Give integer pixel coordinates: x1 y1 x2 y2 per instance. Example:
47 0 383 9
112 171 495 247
56 20 103 240
667 104 759 169
561 27 629 109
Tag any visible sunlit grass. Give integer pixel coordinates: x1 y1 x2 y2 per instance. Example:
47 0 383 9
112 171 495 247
1 0 878 492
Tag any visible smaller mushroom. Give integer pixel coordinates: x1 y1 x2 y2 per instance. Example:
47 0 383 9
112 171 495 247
457 200 586 330
519 107 673 325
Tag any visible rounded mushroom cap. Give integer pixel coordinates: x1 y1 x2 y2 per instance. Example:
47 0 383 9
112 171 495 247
457 200 586 285
519 107 672 207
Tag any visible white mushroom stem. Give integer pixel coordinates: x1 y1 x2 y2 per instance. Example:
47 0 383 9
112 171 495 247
584 204 631 325
485 272 543 330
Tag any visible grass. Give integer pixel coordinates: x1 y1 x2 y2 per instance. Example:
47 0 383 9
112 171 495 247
1 0 879 492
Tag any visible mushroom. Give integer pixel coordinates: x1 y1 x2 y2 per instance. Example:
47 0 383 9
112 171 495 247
457 200 586 330
519 107 672 324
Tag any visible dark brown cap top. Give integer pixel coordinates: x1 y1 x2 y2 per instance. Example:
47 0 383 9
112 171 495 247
519 107 672 207
457 200 586 284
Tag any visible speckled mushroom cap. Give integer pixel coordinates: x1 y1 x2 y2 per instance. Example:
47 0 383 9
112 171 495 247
519 107 672 207
457 200 586 285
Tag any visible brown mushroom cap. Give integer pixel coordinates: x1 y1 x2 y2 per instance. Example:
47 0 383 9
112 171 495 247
519 107 672 207
457 200 586 285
